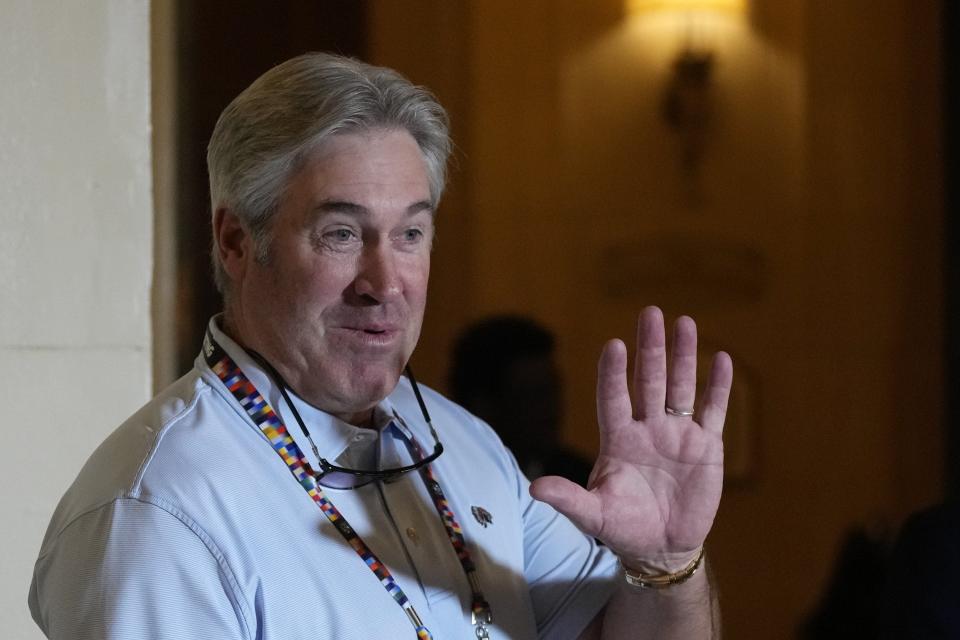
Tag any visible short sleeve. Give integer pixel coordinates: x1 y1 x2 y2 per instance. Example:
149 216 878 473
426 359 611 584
518 468 619 639
29 497 250 640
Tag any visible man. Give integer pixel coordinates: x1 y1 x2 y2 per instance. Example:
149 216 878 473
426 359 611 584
450 315 593 485
30 53 732 639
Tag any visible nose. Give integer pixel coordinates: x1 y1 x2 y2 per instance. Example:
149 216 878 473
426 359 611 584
353 241 402 303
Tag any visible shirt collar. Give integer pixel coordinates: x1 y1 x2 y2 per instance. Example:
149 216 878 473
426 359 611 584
202 315 400 465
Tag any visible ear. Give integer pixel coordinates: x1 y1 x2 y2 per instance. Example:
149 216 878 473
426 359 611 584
213 207 252 285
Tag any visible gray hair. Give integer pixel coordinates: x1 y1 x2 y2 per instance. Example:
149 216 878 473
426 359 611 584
206 52 451 294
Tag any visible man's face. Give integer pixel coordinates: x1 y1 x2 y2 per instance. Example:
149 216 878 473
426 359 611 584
225 129 434 425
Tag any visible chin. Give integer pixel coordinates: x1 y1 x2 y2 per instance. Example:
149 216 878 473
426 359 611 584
340 366 402 404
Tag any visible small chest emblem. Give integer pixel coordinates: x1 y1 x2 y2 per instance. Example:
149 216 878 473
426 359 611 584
471 506 493 528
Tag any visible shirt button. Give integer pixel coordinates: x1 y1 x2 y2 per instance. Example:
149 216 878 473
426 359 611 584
406 527 419 545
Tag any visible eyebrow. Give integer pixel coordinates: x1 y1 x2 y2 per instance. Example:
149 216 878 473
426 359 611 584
311 199 435 218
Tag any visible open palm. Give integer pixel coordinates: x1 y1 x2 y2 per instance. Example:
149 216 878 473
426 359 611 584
530 306 732 567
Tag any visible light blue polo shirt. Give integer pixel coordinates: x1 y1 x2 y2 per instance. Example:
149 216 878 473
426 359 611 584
29 319 617 639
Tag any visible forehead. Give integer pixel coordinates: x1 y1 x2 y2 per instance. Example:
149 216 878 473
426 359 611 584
292 129 432 201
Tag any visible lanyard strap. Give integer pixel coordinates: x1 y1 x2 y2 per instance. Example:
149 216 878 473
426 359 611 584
401 433 492 637
205 334 430 638
203 332 491 638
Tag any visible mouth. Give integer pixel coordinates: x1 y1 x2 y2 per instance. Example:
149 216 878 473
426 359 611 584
350 323 400 334
335 324 402 346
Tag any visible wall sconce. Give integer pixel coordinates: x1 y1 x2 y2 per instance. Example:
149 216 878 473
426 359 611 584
628 0 746 179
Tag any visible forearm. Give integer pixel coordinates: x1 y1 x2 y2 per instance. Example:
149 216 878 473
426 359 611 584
599 558 720 640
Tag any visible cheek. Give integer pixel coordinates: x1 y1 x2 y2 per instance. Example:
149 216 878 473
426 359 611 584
407 279 430 319
406 257 431 298
296 260 357 306
402 263 430 333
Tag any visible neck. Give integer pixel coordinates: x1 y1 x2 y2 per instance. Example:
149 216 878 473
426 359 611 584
218 311 379 429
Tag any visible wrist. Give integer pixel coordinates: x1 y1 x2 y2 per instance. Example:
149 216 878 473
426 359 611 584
620 546 703 575
619 546 705 589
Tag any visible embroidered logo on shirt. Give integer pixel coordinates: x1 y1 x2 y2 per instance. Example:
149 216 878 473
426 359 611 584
471 506 493 528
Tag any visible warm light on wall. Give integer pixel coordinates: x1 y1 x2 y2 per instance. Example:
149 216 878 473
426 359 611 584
628 0 746 15
625 0 747 181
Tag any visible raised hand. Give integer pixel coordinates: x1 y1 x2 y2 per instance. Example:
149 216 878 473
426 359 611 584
529 306 732 568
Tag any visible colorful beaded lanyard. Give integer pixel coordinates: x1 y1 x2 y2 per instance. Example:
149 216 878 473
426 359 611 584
203 331 493 639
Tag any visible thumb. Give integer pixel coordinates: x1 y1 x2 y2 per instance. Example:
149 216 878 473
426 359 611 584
529 476 603 537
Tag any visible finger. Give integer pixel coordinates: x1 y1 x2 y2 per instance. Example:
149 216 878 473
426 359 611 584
696 351 733 433
529 476 603 537
666 315 697 416
597 339 634 431
633 306 667 419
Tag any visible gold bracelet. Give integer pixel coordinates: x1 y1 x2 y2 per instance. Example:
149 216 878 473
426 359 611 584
620 547 705 589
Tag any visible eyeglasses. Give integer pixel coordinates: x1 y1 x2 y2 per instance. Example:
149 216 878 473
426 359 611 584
252 351 443 490
305 367 443 489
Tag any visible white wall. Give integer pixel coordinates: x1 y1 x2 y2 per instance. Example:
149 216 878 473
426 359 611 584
0 2 153 638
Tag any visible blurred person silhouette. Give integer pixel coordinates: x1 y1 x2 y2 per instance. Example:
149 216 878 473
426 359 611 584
450 315 593 486
800 501 960 640
881 499 960 638
798 525 891 640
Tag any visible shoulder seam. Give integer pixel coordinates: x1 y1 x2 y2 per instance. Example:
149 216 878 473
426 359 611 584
129 382 212 493
38 495 255 640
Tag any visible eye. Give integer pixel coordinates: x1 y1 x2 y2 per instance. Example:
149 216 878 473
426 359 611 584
324 228 357 243
396 226 433 251
312 226 361 253
402 228 424 242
